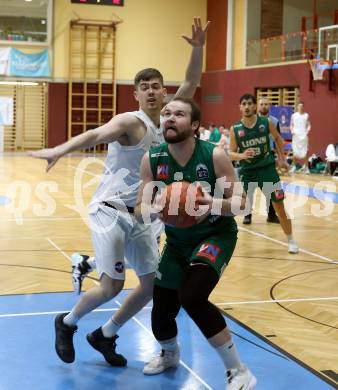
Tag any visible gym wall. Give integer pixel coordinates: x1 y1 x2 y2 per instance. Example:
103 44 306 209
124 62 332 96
48 0 207 146
202 0 338 157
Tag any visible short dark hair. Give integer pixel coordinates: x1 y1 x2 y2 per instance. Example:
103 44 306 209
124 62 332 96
171 97 201 126
239 93 256 104
134 68 164 87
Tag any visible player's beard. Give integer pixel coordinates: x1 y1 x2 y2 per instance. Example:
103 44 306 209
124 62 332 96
164 127 191 144
259 108 269 116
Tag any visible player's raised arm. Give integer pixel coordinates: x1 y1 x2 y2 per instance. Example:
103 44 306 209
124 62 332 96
28 113 139 172
174 17 210 99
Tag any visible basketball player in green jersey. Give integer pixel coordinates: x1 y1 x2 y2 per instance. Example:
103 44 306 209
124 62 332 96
229 93 299 254
135 98 257 390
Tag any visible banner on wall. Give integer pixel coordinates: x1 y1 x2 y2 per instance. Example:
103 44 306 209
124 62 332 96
8 48 49 77
0 96 13 153
0 48 10 75
0 96 14 126
270 106 294 141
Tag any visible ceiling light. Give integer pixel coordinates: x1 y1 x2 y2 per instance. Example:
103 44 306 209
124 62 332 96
0 81 39 86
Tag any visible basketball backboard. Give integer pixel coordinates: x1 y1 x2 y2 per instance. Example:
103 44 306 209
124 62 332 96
318 24 338 69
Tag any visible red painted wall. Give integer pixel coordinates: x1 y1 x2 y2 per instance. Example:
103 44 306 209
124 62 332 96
201 64 338 157
48 83 68 148
206 0 227 71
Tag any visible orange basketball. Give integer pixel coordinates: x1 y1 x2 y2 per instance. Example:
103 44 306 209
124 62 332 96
159 181 204 228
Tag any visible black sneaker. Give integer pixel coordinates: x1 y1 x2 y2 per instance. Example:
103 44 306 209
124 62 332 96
267 214 279 223
243 214 252 225
87 328 127 366
55 313 77 363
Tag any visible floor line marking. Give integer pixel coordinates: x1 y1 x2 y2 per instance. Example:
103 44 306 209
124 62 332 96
215 296 338 306
0 307 152 319
115 300 215 390
238 226 337 263
0 296 335 317
46 237 71 261
0 217 88 222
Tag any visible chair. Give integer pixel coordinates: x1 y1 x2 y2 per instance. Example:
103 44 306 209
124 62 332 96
324 143 338 177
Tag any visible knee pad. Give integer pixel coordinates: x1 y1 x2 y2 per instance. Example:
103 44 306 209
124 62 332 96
151 285 181 341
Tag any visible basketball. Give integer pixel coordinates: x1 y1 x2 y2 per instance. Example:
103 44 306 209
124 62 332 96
159 181 204 228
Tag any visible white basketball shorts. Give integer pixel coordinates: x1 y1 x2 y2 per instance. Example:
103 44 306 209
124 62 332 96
292 134 308 159
89 205 159 280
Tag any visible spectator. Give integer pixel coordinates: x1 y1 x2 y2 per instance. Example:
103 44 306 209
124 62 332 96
290 102 311 174
208 123 221 143
199 125 210 141
218 125 230 151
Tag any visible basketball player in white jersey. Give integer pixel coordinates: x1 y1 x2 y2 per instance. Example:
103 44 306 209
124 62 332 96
29 17 209 366
290 102 311 174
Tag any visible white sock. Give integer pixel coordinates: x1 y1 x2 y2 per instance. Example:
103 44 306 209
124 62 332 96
101 318 121 338
160 337 179 352
63 311 79 327
214 339 242 370
287 235 294 242
88 257 96 269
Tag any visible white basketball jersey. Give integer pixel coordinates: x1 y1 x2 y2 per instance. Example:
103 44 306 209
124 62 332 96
90 110 164 211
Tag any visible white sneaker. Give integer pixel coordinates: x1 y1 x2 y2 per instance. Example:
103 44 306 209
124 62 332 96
71 253 95 294
289 165 297 174
226 365 257 390
143 348 180 375
288 240 299 254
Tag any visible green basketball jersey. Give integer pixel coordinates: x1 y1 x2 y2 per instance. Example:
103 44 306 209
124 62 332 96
233 115 275 171
149 138 237 246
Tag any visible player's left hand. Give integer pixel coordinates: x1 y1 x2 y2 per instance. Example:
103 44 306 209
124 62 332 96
195 186 212 224
150 192 164 222
277 158 289 171
182 17 210 47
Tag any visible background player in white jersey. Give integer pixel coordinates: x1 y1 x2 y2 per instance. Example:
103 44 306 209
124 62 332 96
290 102 311 174
29 17 209 366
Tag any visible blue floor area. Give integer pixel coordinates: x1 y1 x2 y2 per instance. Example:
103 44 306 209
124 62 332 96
0 291 333 390
282 182 338 203
0 195 10 205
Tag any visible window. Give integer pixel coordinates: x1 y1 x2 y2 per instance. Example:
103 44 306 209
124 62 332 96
0 0 52 45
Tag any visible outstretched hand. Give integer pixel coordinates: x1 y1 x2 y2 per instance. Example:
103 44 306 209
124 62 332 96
182 17 210 47
241 149 255 160
27 148 60 172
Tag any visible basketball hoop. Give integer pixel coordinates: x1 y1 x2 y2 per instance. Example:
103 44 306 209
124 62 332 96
308 59 326 80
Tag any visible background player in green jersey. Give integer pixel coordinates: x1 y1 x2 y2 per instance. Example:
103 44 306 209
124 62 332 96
135 98 257 390
257 97 281 224
229 93 298 254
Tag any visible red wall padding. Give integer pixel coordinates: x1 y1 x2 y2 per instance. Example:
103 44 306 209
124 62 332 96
201 63 338 157
206 0 228 71
48 83 68 147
